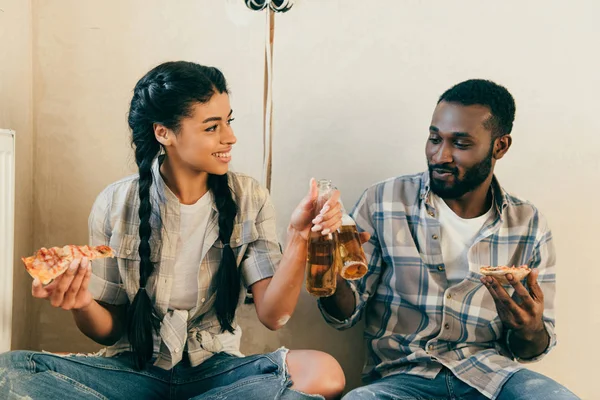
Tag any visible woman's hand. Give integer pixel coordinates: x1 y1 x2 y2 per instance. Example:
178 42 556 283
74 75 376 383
289 178 343 240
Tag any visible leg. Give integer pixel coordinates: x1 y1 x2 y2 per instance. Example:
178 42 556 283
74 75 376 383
182 348 324 400
0 350 169 400
497 369 580 400
286 349 345 400
343 372 449 400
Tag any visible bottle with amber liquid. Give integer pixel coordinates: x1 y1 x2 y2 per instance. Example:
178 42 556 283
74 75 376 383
306 179 339 297
336 202 368 280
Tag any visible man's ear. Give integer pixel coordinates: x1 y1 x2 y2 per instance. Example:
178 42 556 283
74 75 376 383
493 135 512 160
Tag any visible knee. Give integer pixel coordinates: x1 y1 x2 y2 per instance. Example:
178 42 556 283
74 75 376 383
0 351 33 370
311 351 346 399
287 350 346 400
342 386 378 400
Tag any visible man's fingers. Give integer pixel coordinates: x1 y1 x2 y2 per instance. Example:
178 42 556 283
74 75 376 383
526 269 544 302
358 232 371 244
482 276 525 319
506 274 536 311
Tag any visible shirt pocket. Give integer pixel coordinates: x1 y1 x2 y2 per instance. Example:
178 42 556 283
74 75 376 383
212 220 259 265
109 233 161 262
109 233 162 301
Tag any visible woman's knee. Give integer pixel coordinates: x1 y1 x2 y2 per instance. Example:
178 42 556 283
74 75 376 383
286 350 346 400
0 350 35 371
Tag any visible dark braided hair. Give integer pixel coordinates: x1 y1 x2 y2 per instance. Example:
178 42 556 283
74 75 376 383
127 61 239 369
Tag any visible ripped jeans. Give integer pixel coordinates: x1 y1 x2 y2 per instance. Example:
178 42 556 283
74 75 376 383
0 347 323 400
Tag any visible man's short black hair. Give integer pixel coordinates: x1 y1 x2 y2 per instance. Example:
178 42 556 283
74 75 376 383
438 79 516 138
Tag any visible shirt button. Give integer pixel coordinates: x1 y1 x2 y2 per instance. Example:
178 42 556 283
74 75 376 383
201 298 206 303
428 344 434 351
438 265 445 271
444 323 450 330
174 348 180 353
235 238 241 244
446 293 452 299
125 249 131 255
432 234 439 240
428 211 435 217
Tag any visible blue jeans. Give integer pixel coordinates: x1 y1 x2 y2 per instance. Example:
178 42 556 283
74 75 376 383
343 368 579 400
0 348 323 400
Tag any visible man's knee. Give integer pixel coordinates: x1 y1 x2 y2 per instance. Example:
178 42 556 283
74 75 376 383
500 369 580 400
342 385 383 400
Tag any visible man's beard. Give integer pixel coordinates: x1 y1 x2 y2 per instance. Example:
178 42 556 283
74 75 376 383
428 147 493 199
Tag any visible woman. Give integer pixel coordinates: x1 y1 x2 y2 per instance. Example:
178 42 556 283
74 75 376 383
0 61 345 399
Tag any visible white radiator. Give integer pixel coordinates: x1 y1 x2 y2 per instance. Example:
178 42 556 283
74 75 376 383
0 129 15 352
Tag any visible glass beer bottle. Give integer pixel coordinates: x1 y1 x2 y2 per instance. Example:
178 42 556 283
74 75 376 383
337 202 368 280
306 179 338 297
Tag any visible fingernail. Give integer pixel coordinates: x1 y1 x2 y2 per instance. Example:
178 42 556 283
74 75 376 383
33 278 40 287
312 216 323 224
322 228 331 235
70 262 78 271
311 225 322 232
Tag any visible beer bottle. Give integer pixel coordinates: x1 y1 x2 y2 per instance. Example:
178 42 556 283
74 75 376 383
306 179 338 297
337 201 368 280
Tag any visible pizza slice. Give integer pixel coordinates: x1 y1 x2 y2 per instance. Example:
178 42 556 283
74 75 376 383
22 245 114 285
479 265 531 285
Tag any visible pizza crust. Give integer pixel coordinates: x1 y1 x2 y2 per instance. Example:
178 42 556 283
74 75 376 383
479 265 531 285
22 245 114 285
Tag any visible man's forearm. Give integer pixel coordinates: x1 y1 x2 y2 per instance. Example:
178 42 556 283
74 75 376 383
320 276 356 321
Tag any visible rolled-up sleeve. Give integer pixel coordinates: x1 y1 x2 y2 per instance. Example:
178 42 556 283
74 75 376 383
318 187 384 330
239 187 281 288
506 216 557 362
88 188 128 305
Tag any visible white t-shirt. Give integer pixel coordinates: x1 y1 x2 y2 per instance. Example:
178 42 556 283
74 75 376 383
169 191 213 310
432 194 495 286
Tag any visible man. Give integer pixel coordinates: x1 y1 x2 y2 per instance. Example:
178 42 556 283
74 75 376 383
320 80 578 399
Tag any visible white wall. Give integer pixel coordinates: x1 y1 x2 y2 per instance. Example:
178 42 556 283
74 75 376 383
0 0 34 351
22 0 600 398
270 1 600 397
30 0 272 351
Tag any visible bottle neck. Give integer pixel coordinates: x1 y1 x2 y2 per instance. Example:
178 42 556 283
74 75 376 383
341 213 356 226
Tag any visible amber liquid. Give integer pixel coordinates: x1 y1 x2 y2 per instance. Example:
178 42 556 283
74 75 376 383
306 232 338 297
337 224 368 280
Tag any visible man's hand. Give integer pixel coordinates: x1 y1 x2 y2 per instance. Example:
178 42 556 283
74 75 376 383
481 268 550 358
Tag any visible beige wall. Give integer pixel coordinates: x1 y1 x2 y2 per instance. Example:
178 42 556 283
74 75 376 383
0 0 34 350
15 0 599 398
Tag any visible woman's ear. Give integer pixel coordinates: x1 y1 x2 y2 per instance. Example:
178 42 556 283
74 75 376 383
154 123 173 146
